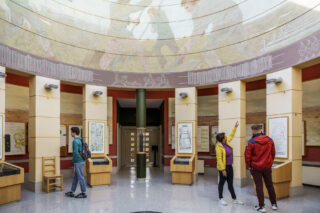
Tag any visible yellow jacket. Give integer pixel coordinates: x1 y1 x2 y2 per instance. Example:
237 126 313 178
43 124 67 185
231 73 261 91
215 127 237 171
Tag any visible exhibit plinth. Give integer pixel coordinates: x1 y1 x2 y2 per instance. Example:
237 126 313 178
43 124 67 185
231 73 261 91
254 161 292 199
170 155 195 185
137 152 146 179
86 156 112 186
0 162 24 205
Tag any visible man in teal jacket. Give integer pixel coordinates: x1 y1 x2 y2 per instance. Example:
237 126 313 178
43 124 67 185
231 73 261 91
65 127 87 198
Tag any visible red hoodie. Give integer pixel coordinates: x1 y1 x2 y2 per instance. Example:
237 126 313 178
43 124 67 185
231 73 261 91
245 133 275 170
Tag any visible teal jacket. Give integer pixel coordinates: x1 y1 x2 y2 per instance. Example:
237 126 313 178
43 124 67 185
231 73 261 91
72 137 84 163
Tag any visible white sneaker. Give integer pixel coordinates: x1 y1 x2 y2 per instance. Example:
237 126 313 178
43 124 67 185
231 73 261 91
256 206 266 212
219 199 228 206
272 204 278 210
233 200 244 205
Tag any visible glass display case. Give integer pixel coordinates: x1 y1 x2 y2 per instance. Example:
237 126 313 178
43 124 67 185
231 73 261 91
272 161 284 168
127 129 153 167
173 156 191 165
0 163 20 177
91 158 110 165
0 162 24 205
128 129 151 166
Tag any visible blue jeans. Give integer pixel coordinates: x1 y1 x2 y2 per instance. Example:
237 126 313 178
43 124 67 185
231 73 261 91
71 162 86 193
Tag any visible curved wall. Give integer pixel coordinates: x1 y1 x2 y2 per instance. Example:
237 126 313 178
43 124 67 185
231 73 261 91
1 0 320 88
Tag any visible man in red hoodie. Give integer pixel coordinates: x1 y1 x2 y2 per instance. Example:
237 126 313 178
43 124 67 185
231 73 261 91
245 124 278 212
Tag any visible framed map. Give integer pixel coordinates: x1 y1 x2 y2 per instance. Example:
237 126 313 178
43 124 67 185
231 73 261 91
60 125 67 147
177 122 193 154
89 122 105 154
268 117 288 159
5 122 26 155
198 126 209 152
0 115 3 160
211 126 219 155
68 125 83 153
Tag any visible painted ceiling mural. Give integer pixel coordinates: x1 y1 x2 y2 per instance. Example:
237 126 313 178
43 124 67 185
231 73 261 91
1 0 320 89
0 0 320 74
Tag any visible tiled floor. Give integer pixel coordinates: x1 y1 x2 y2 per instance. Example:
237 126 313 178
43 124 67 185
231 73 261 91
1 167 320 213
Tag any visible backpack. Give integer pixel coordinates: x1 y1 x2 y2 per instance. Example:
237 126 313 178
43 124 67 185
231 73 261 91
79 139 91 160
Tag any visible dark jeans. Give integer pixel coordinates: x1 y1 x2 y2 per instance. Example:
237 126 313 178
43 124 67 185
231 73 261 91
251 168 277 207
218 165 236 199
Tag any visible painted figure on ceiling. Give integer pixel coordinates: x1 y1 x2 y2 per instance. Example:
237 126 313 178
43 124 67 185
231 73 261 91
147 7 179 69
175 0 246 70
0 0 56 60
99 0 152 72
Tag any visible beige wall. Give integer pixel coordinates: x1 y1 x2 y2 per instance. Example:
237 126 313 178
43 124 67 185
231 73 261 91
246 89 266 113
5 77 320 151
5 84 82 114
198 95 218 116
169 82 320 150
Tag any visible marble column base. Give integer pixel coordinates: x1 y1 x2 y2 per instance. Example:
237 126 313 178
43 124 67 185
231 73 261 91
24 180 42 192
234 177 250 187
290 185 304 196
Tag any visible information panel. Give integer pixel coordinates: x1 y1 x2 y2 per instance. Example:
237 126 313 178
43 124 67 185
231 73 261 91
268 117 288 159
89 122 105 154
177 122 193 154
5 122 26 155
0 116 2 159
198 126 209 152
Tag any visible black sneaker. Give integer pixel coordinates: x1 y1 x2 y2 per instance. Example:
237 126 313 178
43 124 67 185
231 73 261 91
255 205 265 210
75 192 87 198
65 191 75 197
256 206 266 212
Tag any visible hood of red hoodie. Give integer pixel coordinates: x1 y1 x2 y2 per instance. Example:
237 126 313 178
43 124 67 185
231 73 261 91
252 135 271 145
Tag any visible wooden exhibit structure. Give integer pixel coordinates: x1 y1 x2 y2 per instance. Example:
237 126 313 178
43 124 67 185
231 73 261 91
86 155 112 186
42 156 63 193
254 161 292 199
85 120 112 186
0 162 24 205
170 155 195 185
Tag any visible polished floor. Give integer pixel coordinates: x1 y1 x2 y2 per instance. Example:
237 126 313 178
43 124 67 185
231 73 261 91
1 167 320 213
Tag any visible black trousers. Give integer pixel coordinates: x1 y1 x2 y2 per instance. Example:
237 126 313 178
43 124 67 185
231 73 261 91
251 168 277 207
218 165 236 199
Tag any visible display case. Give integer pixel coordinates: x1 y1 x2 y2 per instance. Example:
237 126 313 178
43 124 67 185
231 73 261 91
254 161 292 199
86 156 112 186
0 162 24 205
170 155 195 185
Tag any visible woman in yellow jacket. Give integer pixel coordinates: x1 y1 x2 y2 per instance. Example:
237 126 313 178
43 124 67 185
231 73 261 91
215 121 243 206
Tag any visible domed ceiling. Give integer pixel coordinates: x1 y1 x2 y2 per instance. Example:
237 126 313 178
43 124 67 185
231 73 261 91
1 0 320 88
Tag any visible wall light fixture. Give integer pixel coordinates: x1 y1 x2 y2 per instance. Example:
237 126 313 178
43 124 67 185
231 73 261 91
179 92 188 99
44 83 59 90
0 72 6 78
93 91 103 96
266 77 282 84
220 87 233 93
